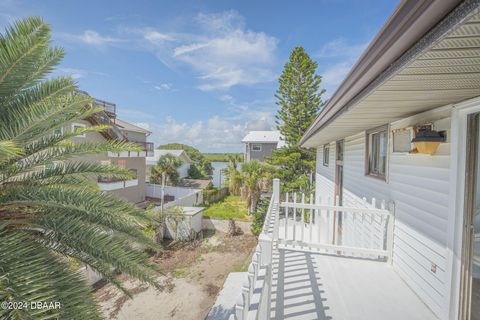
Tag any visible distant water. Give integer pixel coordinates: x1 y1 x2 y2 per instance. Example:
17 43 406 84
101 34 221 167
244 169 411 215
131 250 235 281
211 161 228 188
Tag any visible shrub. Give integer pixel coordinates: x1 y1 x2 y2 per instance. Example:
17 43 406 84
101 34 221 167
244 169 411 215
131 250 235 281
203 187 229 205
251 198 270 235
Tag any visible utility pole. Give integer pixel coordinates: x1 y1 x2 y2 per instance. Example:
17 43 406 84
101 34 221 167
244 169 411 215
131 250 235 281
160 172 166 212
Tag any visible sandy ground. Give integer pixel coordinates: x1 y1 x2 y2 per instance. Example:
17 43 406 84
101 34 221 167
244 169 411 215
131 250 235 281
95 230 257 320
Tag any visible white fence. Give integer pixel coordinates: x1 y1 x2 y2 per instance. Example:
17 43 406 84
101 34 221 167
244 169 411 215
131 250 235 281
279 193 394 260
230 178 395 320
145 183 203 208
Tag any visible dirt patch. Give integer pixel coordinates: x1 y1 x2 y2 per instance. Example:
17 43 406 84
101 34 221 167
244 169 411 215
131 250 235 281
96 231 257 320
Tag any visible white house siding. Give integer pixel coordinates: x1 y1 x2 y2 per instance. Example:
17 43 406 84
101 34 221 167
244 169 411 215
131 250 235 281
315 142 335 203
314 108 452 319
178 163 190 179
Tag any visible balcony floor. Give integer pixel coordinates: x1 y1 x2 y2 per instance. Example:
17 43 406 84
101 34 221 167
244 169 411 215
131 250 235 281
270 249 438 320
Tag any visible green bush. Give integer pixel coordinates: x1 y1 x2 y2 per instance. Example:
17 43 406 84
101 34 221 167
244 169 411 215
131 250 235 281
251 198 270 235
203 187 229 205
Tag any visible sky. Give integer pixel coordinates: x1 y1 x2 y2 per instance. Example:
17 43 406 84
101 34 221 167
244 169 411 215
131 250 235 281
0 0 398 152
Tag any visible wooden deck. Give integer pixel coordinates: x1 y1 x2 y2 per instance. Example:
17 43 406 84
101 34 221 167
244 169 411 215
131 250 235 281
270 249 438 320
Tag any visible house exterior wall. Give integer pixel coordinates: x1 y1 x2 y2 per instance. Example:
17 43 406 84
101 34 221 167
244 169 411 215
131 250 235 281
178 163 190 179
70 120 147 204
245 142 278 162
315 106 453 318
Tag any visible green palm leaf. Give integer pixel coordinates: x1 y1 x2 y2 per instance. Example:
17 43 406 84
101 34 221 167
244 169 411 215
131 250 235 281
0 17 161 319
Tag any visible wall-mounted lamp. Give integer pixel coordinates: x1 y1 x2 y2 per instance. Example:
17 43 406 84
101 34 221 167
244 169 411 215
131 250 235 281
411 129 446 155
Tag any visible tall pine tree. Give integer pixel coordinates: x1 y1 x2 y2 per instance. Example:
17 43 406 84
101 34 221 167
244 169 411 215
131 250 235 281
269 47 325 191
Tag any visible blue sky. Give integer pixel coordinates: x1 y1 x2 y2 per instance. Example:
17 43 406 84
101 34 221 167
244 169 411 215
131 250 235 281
0 0 398 152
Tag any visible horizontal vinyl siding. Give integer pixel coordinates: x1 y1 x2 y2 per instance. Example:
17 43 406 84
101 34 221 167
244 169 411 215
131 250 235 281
388 121 450 318
314 112 452 319
316 143 335 204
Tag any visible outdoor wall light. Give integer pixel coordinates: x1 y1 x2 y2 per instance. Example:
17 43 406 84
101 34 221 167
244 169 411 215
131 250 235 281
411 129 446 155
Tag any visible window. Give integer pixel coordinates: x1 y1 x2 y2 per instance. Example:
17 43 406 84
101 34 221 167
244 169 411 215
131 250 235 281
323 144 330 166
366 125 388 180
392 128 413 153
71 123 86 138
251 144 262 151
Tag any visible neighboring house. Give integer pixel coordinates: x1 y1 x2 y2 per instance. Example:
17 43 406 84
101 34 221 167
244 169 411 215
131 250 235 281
242 131 285 162
226 1 480 320
145 149 193 181
71 91 153 204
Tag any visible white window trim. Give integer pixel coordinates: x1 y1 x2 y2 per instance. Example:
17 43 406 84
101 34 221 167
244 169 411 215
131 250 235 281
71 122 86 138
365 124 389 181
251 143 262 151
323 144 330 167
447 96 480 320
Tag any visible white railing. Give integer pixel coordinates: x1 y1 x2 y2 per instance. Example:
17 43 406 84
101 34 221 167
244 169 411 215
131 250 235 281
277 193 394 261
230 178 395 319
232 180 278 320
98 178 138 191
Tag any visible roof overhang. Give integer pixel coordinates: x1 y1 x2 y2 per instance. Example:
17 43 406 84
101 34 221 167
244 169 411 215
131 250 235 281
301 0 480 147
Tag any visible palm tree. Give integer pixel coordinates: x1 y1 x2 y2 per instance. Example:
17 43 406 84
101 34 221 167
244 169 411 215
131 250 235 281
240 160 271 213
227 153 242 170
150 154 182 185
0 17 161 319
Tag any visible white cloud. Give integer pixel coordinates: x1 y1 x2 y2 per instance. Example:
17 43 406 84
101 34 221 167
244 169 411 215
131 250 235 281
143 30 175 43
54 67 108 80
219 94 233 102
154 83 174 91
321 61 353 96
316 38 369 97
316 38 367 59
141 100 276 152
59 30 122 48
136 11 278 91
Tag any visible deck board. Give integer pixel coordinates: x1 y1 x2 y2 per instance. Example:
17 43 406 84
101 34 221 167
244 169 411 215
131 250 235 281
270 249 438 320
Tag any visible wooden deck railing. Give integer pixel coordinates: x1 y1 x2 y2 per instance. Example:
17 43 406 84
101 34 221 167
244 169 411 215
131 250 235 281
278 193 395 261
230 178 395 320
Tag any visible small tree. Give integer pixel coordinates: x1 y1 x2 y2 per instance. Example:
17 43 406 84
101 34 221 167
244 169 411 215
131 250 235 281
224 157 243 196
269 46 325 191
151 154 182 185
240 160 271 213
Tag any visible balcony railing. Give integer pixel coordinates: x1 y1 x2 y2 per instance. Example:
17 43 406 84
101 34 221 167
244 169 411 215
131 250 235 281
76 89 116 118
97 169 138 191
107 142 154 158
135 141 154 156
230 178 395 320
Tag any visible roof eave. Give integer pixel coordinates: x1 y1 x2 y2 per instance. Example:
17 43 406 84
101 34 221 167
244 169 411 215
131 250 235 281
300 0 468 147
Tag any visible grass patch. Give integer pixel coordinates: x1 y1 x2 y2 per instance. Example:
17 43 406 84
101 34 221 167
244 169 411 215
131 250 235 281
173 267 188 278
202 153 243 162
231 262 249 272
203 195 250 221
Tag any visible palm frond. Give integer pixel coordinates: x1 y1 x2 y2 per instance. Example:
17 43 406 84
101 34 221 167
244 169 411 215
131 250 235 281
0 228 102 320
0 17 162 319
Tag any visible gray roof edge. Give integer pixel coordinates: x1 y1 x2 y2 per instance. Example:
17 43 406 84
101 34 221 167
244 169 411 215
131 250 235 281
300 0 477 147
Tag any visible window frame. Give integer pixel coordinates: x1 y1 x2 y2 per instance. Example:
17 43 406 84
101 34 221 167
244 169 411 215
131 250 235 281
251 143 262 152
365 124 389 181
71 122 87 138
323 144 330 167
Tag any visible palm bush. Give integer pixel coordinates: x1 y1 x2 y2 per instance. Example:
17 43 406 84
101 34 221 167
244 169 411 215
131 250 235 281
150 154 182 185
240 160 272 213
0 17 160 319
